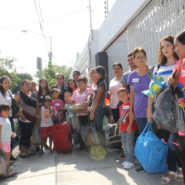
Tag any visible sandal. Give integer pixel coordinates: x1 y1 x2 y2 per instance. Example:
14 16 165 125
176 168 184 182
6 170 17 178
38 151 44 155
19 152 29 158
161 171 177 184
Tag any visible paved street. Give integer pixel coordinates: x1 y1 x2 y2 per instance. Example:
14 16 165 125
1 147 184 185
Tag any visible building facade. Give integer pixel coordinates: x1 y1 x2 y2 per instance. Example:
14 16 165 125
74 0 185 81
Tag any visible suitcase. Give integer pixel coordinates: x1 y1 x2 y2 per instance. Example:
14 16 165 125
52 122 73 152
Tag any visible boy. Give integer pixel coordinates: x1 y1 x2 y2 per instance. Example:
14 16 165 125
118 88 137 170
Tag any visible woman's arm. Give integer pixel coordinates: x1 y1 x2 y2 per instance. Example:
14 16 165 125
147 96 154 122
90 87 104 120
129 85 135 120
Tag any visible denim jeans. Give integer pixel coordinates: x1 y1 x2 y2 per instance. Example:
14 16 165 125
94 105 105 137
135 118 147 134
167 133 182 171
121 131 135 162
19 120 34 149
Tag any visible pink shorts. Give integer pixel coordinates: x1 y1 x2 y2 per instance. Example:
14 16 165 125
2 141 11 153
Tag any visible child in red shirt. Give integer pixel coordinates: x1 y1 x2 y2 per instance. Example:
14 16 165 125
118 87 137 170
51 88 64 124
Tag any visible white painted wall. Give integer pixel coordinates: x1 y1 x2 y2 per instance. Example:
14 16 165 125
97 0 150 51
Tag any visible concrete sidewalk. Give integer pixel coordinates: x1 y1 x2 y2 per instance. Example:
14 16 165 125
1 148 184 185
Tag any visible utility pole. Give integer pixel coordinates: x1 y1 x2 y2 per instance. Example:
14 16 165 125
88 0 93 69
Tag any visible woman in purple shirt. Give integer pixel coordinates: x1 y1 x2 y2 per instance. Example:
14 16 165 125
128 47 151 173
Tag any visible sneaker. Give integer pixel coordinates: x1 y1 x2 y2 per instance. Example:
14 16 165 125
124 162 135 170
121 161 128 167
135 166 145 173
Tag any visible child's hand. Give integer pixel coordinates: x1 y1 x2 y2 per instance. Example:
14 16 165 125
119 129 121 136
11 132 16 138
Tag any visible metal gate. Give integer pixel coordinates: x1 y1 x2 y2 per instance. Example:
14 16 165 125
127 0 185 65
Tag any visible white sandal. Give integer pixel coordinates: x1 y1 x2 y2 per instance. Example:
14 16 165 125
176 168 184 182
161 171 177 184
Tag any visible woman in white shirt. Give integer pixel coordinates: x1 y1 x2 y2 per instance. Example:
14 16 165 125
109 63 123 122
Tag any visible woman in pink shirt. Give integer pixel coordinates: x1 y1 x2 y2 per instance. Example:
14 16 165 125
72 75 94 150
109 63 123 122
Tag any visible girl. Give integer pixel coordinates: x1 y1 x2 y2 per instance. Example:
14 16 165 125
0 104 16 177
14 79 37 158
128 47 151 173
146 36 182 184
38 96 54 154
37 78 51 107
51 88 64 124
51 74 67 102
168 31 185 184
90 66 107 137
67 79 77 94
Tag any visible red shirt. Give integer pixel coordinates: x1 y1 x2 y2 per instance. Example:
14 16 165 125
119 102 137 132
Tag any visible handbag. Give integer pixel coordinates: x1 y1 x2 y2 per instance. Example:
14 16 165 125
0 149 9 176
134 122 168 174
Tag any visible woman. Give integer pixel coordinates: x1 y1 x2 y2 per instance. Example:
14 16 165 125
51 74 67 102
72 75 94 150
67 79 77 94
168 31 185 184
0 76 20 160
37 78 51 107
128 47 151 173
90 66 107 136
109 63 123 122
89 69 97 90
146 36 182 184
15 79 37 157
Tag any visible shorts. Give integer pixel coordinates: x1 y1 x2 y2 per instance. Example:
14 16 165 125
41 126 53 139
2 141 11 153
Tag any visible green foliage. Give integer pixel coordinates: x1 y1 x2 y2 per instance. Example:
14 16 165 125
11 73 33 93
0 53 33 94
53 64 72 84
42 61 56 87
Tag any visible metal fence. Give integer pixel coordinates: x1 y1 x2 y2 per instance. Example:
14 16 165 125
127 0 185 65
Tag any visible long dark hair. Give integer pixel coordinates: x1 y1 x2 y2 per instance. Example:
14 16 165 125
0 76 10 97
67 79 77 93
94 66 106 85
158 35 179 66
37 78 50 102
176 31 185 45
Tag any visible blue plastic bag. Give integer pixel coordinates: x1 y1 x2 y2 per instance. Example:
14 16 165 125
134 122 168 174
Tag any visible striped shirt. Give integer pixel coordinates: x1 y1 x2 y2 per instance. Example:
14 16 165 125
152 63 175 83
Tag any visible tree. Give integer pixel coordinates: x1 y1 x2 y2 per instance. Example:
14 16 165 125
11 73 33 93
53 65 72 84
42 61 56 86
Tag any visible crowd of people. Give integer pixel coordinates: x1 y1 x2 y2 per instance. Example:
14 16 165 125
0 30 185 184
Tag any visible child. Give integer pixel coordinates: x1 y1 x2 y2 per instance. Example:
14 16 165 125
0 104 16 177
90 66 106 137
64 91 73 123
51 88 64 124
38 96 54 154
118 88 137 170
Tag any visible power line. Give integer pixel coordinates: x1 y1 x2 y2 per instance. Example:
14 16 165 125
33 0 48 53
38 0 44 23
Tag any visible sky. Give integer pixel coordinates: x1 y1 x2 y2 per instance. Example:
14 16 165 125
0 0 115 77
